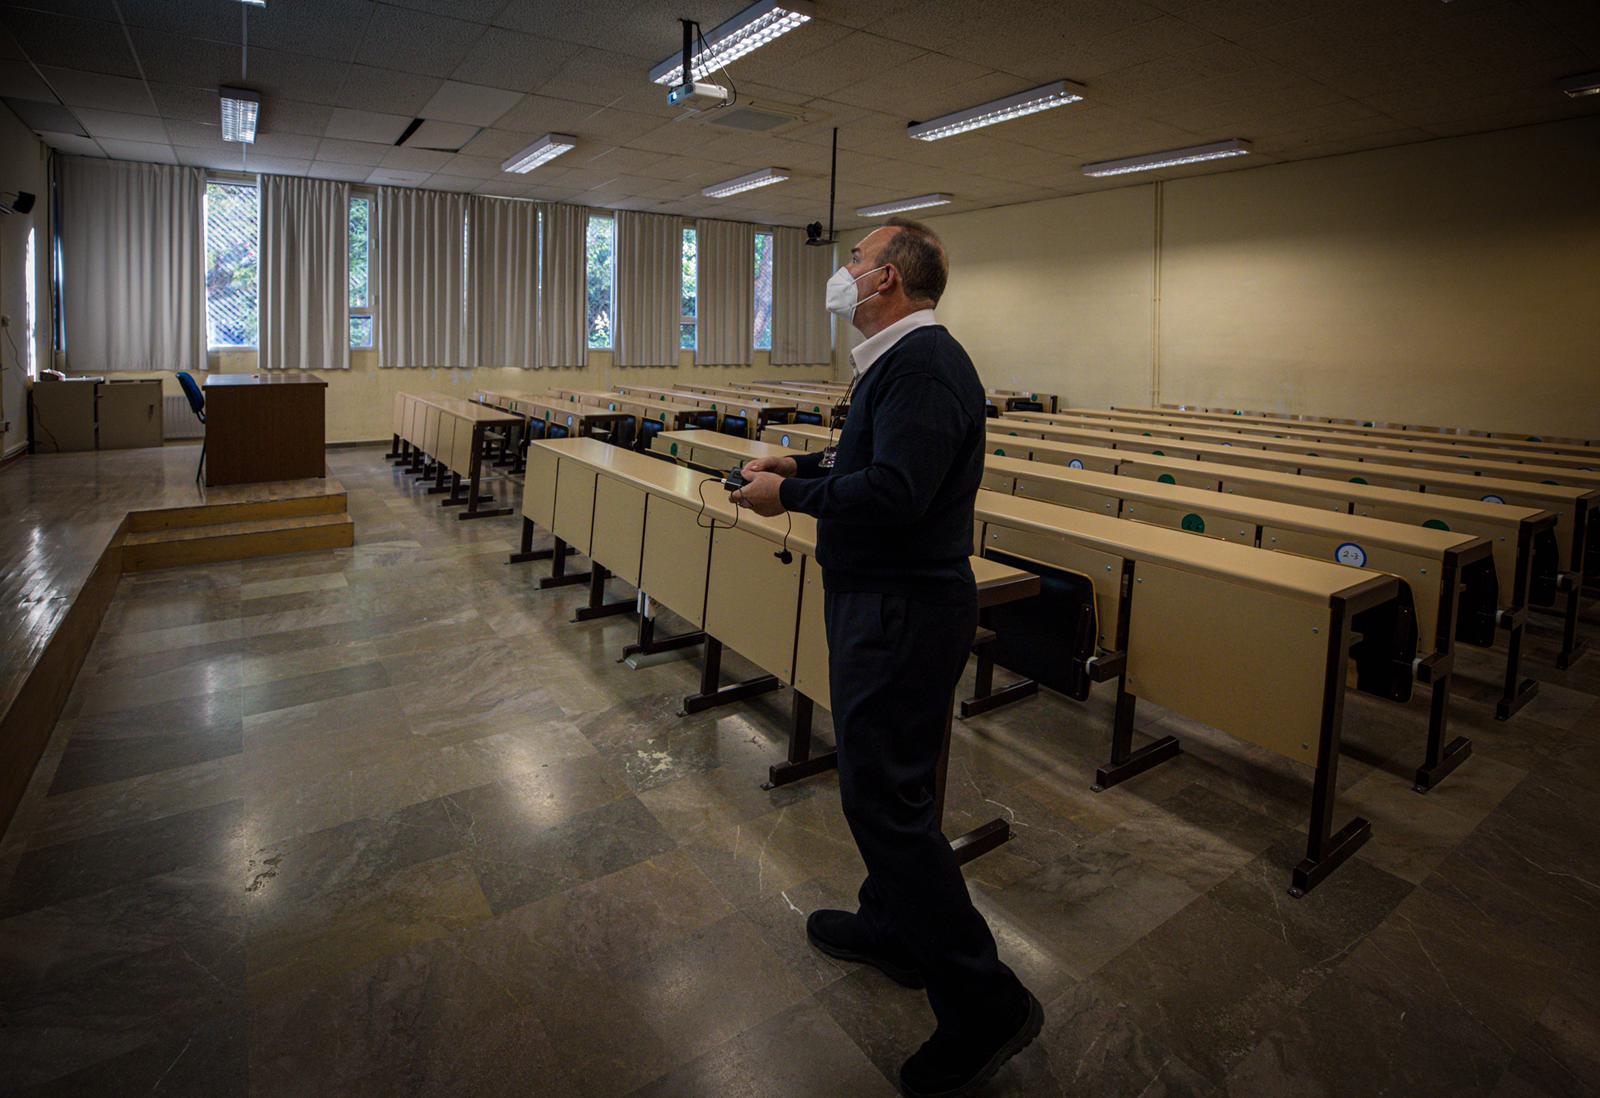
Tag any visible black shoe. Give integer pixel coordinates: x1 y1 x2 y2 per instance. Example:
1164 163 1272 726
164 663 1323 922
806 909 925 989
898 987 1044 1097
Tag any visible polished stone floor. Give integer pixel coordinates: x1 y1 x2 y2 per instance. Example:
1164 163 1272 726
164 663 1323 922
2 444 1598 1097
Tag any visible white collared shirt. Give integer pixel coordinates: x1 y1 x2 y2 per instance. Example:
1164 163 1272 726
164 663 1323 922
848 309 938 383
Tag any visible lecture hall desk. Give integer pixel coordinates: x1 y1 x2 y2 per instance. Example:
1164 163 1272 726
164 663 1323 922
202 372 326 486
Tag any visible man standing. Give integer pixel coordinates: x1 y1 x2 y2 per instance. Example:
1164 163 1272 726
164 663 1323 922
731 219 1041 1097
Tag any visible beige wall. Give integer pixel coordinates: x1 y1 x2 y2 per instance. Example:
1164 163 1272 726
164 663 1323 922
88 349 833 445
914 184 1158 410
0 102 50 458
917 115 1600 439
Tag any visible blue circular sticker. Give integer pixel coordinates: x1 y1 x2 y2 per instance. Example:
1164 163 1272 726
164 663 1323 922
1481 494 1505 504
608 402 617 410
1335 542 1368 567
566 414 574 426
780 434 791 446
1068 459 1084 470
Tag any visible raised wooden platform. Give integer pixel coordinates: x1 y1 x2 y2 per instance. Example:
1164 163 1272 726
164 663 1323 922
0 446 354 838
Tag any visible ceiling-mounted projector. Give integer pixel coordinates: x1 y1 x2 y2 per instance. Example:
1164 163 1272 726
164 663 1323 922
668 82 731 110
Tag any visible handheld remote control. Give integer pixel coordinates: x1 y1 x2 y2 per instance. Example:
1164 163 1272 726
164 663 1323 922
723 466 749 492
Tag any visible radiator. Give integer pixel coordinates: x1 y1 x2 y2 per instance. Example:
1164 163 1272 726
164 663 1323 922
163 395 204 439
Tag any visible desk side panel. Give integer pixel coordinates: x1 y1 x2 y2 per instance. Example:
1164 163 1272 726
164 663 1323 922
552 461 598 554
591 477 646 586
447 415 475 476
981 524 1124 650
1264 526 1441 643
523 445 559 529
1120 500 1254 544
792 560 830 710
639 495 711 627
1118 460 1219 491
1126 563 1326 765
703 525 802 682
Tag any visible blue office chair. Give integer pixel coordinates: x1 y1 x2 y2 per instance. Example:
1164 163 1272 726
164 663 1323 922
176 371 206 482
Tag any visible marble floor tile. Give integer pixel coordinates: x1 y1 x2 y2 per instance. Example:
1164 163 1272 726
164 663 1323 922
4 444 1598 1096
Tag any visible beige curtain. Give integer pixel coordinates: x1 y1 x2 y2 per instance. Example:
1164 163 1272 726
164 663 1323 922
540 203 587 369
59 157 206 372
696 218 754 367
375 186 467 368
468 196 539 368
772 227 832 366
615 210 679 368
260 175 349 370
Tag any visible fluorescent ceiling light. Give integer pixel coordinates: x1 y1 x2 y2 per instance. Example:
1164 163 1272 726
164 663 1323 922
703 167 788 198
219 87 260 144
1559 71 1600 97
650 0 815 86
230 0 266 6
501 133 576 173
854 193 953 217
1081 139 1251 177
907 80 1084 141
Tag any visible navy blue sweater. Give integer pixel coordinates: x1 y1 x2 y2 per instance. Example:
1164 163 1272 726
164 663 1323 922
778 325 986 603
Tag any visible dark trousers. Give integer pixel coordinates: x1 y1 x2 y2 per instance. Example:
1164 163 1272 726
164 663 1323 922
824 588 1022 1034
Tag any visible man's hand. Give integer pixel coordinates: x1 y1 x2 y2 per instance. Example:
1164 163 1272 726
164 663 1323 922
741 455 797 479
731 470 787 516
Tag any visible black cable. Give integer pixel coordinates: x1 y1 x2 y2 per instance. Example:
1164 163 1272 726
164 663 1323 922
696 471 794 564
696 22 737 108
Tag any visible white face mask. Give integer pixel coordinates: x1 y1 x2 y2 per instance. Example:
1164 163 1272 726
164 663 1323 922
825 264 886 319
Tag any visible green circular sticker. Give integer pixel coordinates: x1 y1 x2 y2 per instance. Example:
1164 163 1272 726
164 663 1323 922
669 442 678 455
1423 519 1449 531
1527 436 1542 442
1158 474 1177 485
1008 431 1018 436
1142 431 1152 437
1349 476 1368 485
1364 421 1375 428
1152 450 1165 457
1233 410 1242 415
1181 513 1206 533
1542 479 1559 485
993 447 1005 456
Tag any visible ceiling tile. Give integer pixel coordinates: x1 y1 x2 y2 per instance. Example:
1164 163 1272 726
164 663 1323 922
532 46 656 108
117 0 239 42
336 64 443 114
253 131 321 159
448 26 582 93
357 5 485 79
325 107 412 143
314 137 393 165
164 119 225 148
0 10 138 76
491 92 604 134
306 160 373 182
438 153 504 179
245 0 376 62
458 126 539 158
39 130 103 156
73 107 168 141
5 95 86 133
420 80 522 125
97 137 177 163
174 143 245 170
405 119 480 151
388 0 505 21
367 166 431 185
0 58 53 99
380 145 451 171
147 81 218 124
246 153 314 174
38 66 156 114
262 98 335 137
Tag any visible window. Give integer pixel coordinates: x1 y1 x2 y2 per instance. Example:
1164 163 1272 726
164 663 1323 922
753 230 773 351
586 214 614 350
23 227 38 378
680 226 697 351
203 180 260 349
349 194 372 349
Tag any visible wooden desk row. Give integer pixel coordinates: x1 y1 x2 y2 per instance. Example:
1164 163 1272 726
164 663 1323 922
610 384 796 436
764 420 1560 718
1158 403 1598 448
1018 407 1600 476
517 436 1039 864
641 429 1420 895
389 392 519 519
1104 405 1598 462
674 427 1492 790
981 416 1596 670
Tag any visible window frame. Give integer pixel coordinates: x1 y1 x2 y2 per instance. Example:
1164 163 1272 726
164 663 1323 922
585 212 616 352
752 229 774 352
203 175 261 352
680 223 697 353
348 189 374 351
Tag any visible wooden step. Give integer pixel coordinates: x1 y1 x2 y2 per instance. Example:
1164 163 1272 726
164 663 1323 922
122 513 355 572
126 489 348 532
